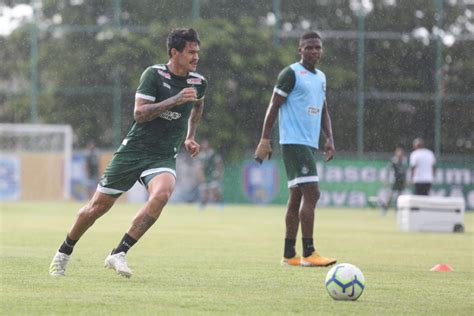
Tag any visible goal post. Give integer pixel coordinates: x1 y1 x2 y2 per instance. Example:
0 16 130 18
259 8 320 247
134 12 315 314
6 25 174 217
0 123 73 200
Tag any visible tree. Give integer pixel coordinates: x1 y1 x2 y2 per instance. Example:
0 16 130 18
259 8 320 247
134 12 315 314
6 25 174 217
1 0 472 157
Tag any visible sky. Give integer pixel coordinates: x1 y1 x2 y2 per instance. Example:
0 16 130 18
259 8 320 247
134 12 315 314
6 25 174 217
0 4 33 36
1 0 473 43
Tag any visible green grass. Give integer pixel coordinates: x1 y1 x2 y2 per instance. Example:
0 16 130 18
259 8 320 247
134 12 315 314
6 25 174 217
1 202 473 315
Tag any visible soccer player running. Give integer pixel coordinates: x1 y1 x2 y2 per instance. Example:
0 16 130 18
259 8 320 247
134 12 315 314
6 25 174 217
49 28 207 278
254 31 337 267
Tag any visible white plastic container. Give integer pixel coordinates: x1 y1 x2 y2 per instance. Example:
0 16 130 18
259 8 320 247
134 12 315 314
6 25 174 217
396 195 465 233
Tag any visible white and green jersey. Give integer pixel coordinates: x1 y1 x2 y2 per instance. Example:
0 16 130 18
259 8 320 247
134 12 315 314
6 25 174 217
274 62 326 149
122 64 207 157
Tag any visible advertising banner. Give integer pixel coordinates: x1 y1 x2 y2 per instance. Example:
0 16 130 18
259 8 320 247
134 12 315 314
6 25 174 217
0 155 21 201
224 158 473 209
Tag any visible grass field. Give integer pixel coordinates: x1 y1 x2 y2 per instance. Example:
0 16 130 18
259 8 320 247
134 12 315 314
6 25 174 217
1 202 473 315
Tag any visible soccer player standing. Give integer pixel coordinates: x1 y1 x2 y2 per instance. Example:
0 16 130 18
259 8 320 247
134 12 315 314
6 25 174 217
197 139 224 209
409 138 436 195
49 28 207 278
254 31 337 267
381 146 408 214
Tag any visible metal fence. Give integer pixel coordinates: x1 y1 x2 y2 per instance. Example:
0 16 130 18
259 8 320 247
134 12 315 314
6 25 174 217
3 0 474 159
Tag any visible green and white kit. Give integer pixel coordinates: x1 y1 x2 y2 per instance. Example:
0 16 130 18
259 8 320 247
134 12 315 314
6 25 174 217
281 144 319 188
98 64 207 196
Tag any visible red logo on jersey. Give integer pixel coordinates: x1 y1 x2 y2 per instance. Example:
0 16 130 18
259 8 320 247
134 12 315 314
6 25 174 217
299 70 308 75
157 70 171 79
187 78 202 85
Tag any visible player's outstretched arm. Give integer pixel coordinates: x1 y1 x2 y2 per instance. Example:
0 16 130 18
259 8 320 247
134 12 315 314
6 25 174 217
321 100 335 162
185 99 204 157
134 88 197 123
254 93 286 163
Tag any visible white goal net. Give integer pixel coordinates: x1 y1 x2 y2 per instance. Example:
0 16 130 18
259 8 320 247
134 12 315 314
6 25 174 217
0 124 73 200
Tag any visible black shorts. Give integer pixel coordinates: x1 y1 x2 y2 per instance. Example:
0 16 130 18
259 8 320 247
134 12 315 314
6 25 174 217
414 183 431 195
392 179 405 192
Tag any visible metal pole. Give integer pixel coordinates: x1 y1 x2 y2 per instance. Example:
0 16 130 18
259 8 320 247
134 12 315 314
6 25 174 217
356 13 365 156
270 0 282 153
192 0 200 20
112 0 122 148
434 0 443 157
273 0 281 46
64 125 73 200
30 1 39 123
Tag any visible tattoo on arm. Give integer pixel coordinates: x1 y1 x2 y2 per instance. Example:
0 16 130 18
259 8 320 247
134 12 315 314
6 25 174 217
134 97 177 123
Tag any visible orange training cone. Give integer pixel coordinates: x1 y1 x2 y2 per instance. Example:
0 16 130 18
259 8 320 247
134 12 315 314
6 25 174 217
430 264 454 272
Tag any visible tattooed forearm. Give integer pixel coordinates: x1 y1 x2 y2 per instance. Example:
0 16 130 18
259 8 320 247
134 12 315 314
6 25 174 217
135 88 198 123
134 97 178 123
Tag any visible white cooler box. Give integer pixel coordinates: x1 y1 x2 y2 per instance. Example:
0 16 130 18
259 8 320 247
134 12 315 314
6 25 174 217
396 195 465 233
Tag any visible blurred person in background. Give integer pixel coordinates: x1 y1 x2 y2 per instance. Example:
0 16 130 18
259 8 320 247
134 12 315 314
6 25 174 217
49 28 207 278
197 139 224 209
381 146 408 215
254 31 337 267
410 138 436 195
85 141 100 198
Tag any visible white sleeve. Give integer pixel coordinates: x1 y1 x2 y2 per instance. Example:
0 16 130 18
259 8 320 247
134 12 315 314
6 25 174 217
409 153 416 167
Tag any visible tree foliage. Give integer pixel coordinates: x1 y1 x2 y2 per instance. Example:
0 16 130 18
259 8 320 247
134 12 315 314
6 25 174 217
1 0 472 158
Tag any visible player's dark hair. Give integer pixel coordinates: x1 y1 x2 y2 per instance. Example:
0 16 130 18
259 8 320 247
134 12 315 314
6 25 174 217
167 28 200 57
299 31 321 45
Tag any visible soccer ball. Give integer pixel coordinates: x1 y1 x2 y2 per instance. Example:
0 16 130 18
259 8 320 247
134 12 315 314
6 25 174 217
325 263 365 301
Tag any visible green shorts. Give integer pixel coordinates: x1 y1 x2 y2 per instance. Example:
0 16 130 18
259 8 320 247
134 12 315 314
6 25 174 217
281 144 319 188
97 145 176 197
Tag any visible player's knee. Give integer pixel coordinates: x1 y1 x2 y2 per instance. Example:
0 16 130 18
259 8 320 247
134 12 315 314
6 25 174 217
302 186 320 204
77 205 98 224
81 199 111 220
149 190 172 205
287 199 300 213
314 189 321 202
